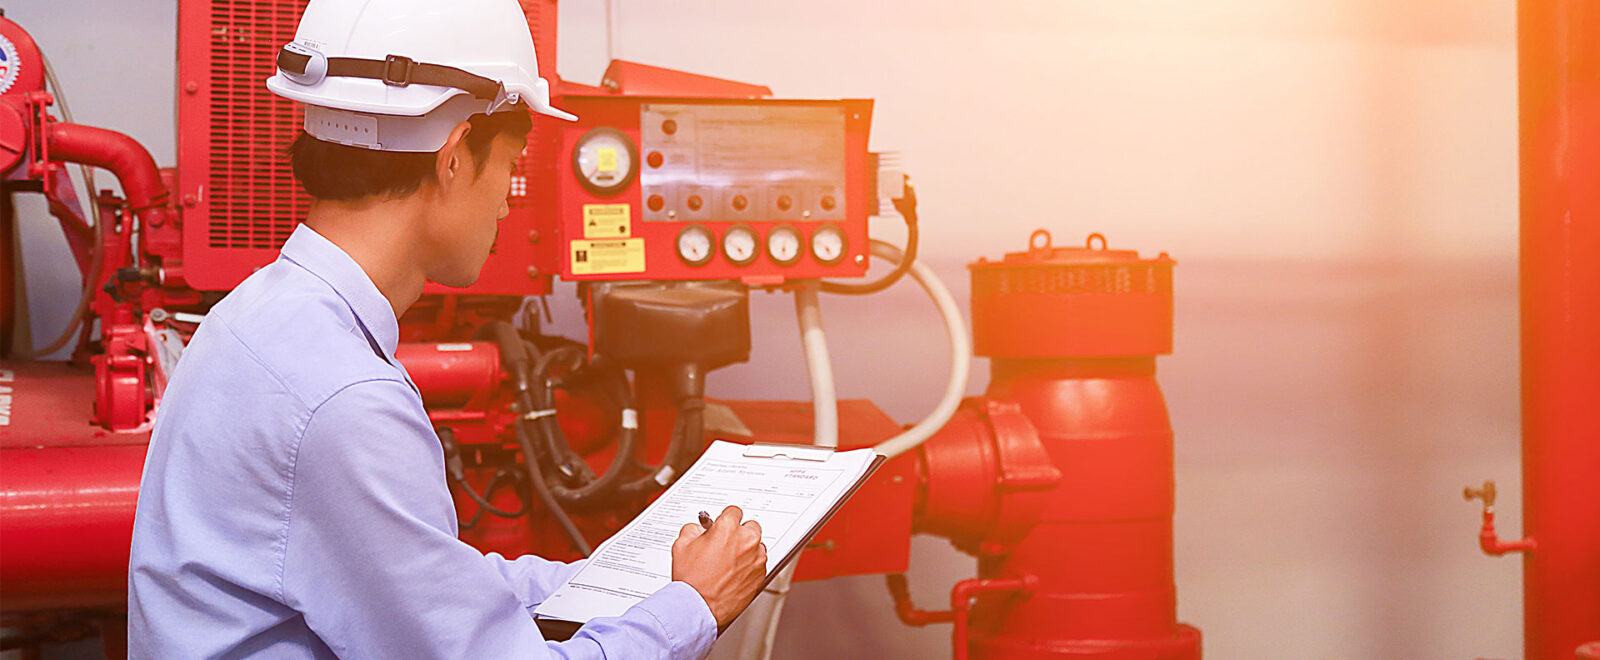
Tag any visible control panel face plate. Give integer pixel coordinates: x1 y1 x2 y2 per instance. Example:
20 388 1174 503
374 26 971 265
557 97 873 283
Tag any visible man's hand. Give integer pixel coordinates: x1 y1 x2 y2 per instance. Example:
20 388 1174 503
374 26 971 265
671 505 767 628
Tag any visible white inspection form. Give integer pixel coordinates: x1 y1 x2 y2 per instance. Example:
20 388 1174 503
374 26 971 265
533 440 882 624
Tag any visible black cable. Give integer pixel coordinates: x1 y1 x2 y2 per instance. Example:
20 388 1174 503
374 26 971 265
819 181 918 295
455 469 527 531
437 427 526 530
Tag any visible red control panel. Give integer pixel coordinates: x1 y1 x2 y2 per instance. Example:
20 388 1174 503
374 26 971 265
555 97 873 284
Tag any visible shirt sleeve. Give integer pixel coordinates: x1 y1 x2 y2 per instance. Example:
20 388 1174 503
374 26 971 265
484 553 585 613
281 379 717 660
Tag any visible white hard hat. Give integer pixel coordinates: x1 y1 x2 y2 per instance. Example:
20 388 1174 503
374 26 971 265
266 0 576 153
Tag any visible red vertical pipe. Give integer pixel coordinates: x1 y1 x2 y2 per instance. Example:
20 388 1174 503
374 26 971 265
1518 1 1600 658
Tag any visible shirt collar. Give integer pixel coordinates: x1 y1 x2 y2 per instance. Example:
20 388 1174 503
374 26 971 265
278 223 400 359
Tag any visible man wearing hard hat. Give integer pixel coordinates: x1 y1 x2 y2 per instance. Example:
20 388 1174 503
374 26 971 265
126 1 765 657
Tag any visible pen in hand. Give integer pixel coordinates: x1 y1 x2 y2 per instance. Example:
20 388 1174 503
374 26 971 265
698 510 714 531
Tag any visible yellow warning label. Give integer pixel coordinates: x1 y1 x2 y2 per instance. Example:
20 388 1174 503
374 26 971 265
570 238 645 275
582 203 632 238
597 147 618 172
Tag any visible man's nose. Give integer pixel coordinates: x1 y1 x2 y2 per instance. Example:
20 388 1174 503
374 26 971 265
498 198 510 221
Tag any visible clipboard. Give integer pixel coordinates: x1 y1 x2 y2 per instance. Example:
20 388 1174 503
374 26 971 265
534 442 886 642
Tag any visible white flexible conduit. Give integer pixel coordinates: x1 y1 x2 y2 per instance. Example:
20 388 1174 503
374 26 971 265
738 282 838 659
869 240 973 459
794 281 840 449
742 246 971 659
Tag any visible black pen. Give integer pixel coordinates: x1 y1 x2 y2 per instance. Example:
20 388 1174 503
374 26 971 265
698 510 714 531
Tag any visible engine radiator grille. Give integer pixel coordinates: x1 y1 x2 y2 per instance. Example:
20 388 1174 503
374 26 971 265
176 0 558 294
204 0 307 251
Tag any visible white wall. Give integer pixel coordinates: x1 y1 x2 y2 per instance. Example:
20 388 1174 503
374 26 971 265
9 1 1524 658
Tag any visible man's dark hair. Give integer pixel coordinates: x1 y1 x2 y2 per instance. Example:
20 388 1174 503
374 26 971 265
289 106 533 202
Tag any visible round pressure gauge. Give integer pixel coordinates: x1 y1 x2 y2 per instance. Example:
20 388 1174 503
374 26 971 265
722 225 759 266
811 224 848 265
571 127 638 197
677 225 714 267
767 225 803 266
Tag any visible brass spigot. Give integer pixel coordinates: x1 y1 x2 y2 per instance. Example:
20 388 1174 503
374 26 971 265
1463 480 1498 508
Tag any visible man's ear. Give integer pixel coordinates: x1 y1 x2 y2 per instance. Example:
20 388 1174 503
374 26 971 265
433 121 475 192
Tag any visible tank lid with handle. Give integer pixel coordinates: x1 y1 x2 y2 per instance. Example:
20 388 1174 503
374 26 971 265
967 230 1176 359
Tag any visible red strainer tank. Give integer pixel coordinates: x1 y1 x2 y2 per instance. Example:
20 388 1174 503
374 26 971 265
964 230 1200 659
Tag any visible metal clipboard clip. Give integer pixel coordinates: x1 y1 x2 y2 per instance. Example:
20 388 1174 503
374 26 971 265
740 443 833 462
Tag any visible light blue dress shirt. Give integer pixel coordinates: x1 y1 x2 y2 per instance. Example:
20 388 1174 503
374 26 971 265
128 224 716 659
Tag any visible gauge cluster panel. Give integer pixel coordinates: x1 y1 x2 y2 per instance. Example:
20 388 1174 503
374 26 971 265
556 97 873 283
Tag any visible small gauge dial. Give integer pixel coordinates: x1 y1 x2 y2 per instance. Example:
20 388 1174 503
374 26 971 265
571 127 638 197
677 225 714 267
722 225 759 266
767 225 803 266
811 224 848 265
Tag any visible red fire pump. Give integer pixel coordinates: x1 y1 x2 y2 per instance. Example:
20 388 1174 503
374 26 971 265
1 3 1204 658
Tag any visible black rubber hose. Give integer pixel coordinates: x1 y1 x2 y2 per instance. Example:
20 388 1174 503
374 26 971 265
514 420 593 556
615 395 705 501
542 359 645 508
820 182 918 295
480 321 591 555
530 346 595 483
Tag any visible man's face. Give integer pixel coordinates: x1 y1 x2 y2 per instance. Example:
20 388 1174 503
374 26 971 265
426 131 526 287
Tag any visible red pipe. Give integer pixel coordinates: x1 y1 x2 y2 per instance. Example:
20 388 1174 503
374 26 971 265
0 445 146 612
951 576 1038 660
45 122 176 229
1477 507 1537 557
1518 1 1600 658
883 573 1041 660
885 574 957 627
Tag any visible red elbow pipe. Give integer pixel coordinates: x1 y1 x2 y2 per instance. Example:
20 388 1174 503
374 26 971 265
45 122 174 227
885 574 957 627
1478 508 1537 556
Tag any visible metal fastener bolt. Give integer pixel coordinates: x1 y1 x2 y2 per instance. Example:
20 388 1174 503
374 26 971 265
527 266 540 279
184 81 199 95
528 229 540 244
854 254 865 265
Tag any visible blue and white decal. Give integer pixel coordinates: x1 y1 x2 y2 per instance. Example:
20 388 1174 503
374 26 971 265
0 35 19 95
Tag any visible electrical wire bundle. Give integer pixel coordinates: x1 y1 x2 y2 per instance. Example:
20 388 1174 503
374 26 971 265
820 179 917 295
473 321 710 557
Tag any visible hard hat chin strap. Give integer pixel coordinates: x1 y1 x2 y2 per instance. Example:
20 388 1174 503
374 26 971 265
277 45 510 104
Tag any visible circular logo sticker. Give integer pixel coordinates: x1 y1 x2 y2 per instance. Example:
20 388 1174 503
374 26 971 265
0 36 19 95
